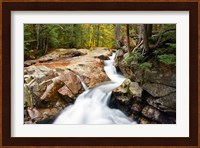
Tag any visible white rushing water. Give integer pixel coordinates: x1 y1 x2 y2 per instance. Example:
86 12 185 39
54 53 136 124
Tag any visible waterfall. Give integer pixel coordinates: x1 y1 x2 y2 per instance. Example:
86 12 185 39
54 52 137 124
76 75 89 91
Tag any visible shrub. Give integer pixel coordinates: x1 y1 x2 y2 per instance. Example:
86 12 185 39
166 43 176 49
139 62 152 71
158 54 176 66
122 51 144 64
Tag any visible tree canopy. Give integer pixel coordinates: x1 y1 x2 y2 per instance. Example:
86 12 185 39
24 24 176 64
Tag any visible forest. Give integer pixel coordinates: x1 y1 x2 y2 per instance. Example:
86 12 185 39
24 24 176 124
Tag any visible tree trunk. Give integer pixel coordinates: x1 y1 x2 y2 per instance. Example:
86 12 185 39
147 24 152 38
126 24 131 54
36 24 40 50
44 37 48 54
96 25 100 47
134 24 138 35
139 24 143 42
89 25 92 47
115 24 120 49
142 24 149 53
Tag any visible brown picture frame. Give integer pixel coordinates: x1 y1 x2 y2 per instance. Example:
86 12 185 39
1 1 198 147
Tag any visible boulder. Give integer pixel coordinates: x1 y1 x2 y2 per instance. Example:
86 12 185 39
67 57 110 88
58 86 74 99
147 61 176 87
24 66 84 109
147 93 176 113
129 82 143 97
24 60 37 67
38 48 85 62
131 103 143 113
94 55 110 60
58 70 82 95
114 49 124 67
138 117 157 124
109 79 143 116
24 48 112 124
114 49 176 87
143 83 176 97
113 79 130 94
141 105 173 123
27 107 60 123
40 77 64 102
24 66 59 84
112 79 142 99
89 47 112 60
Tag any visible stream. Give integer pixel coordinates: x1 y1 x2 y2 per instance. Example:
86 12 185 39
53 53 137 124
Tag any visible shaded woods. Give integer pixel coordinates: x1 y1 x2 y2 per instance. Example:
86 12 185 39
24 24 176 124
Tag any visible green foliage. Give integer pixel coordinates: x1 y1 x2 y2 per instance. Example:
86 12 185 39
148 35 158 42
158 54 176 66
162 24 176 30
160 31 176 44
122 51 144 64
153 48 164 55
24 24 117 60
166 43 176 49
139 62 152 71
138 62 152 84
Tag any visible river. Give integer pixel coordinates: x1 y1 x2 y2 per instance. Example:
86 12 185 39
53 53 137 124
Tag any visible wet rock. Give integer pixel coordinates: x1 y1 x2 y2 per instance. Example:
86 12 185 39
113 79 130 94
24 60 37 67
30 79 53 99
131 103 143 113
112 79 142 99
143 83 176 97
114 49 124 67
24 66 84 109
67 57 110 88
27 107 60 123
27 107 43 121
109 79 143 116
94 55 109 60
129 82 143 97
147 93 176 113
147 62 176 87
141 105 172 123
138 117 157 124
58 71 82 94
109 96 133 116
38 48 85 62
89 47 112 60
115 95 131 104
40 77 64 102
114 50 141 82
24 66 59 84
24 84 33 107
58 86 74 99
57 71 83 103
24 48 112 124
114 49 176 87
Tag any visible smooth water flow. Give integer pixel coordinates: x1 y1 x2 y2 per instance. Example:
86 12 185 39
54 53 136 124
76 75 89 91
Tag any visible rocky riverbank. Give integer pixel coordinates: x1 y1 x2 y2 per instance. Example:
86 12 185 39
24 47 111 124
109 48 176 124
24 47 176 124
